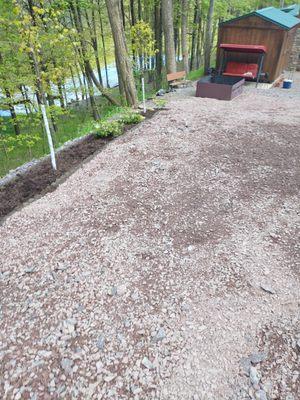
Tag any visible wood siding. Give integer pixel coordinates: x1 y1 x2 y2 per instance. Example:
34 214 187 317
217 15 297 82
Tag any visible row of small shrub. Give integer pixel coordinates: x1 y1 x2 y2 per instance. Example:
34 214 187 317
94 110 145 139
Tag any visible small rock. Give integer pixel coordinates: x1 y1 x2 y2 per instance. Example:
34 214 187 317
156 89 165 96
152 327 166 343
240 357 251 375
256 389 268 400
24 266 36 274
96 361 103 374
60 358 74 375
108 286 117 296
124 319 131 328
130 385 142 395
250 366 260 386
37 350 52 358
96 335 105 350
249 352 267 364
104 373 117 383
260 284 275 294
187 245 196 252
117 285 127 296
180 303 190 312
296 339 300 353
141 356 154 370
61 318 77 335
131 291 139 301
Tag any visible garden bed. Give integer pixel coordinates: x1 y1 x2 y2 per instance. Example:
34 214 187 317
0 109 157 221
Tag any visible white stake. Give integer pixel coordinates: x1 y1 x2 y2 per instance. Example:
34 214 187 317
141 77 146 113
40 103 57 170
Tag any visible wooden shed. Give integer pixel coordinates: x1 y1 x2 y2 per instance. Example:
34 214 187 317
217 7 300 82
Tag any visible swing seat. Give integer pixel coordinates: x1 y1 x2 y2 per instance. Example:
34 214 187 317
223 61 259 79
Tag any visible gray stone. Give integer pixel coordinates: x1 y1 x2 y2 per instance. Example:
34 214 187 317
249 352 268 364
260 284 275 294
96 335 105 350
117 285 127 296
109 286 117 296
152 327 166 343
240 357 251 375
61 318 77 335
141 356 154 370
24 266 36 274
124 319 131 328
130 385 142 395
60 358 74 375
296 339 300 353
104 373 117 383
96 361 103 374
250 366 260 386
256 389 268 400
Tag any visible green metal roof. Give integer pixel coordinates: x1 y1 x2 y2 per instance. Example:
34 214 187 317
221 6 300 30
281 4 300 17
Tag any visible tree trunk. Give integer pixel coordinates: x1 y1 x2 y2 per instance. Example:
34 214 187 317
84 8 103 86
120 0 126 28
190 0 200 70
105 0 138 107
130 0 136 25
70 66 79 102
138 0 142 20
162 0 176 73
181 0 189 73
196 14 203 69
154 1 163 89
204 0 215 73
19 85 30 115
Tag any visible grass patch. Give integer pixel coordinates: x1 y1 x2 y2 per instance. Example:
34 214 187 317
187 67 205 81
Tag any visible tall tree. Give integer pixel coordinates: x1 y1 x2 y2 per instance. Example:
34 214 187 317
105 0 138 107
154 0 163 88
162 0 176 73
181 0 189 73
204 0 215 73
68 0 119 107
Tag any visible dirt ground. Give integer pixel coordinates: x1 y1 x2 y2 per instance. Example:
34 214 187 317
0 76 300 400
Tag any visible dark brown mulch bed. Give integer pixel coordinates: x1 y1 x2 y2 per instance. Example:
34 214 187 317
0 109 157 222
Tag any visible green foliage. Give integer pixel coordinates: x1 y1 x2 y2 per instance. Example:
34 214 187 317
120 110 145 125
131 20 156 71
94 120 123 138
131 21 156 57
0 132 41 157
187 67 205 81
153 99 167 109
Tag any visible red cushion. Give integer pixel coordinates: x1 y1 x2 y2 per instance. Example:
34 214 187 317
224 62 258 78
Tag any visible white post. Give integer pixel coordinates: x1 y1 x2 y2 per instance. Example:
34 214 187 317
141 77 146 113
40 103 57 170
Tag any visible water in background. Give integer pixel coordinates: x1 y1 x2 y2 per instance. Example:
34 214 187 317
0 63 119 117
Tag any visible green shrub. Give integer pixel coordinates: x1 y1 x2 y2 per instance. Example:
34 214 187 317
94 120 123 138
120 111 145 125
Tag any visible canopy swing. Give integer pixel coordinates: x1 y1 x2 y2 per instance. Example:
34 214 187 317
218 44 267 87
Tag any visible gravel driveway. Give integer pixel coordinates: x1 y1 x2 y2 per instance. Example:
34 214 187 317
1 81 300 399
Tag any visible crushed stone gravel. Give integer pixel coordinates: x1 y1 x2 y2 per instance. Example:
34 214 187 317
1 75 300 399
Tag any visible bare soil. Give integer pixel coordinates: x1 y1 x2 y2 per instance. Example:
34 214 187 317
0 80 299 400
